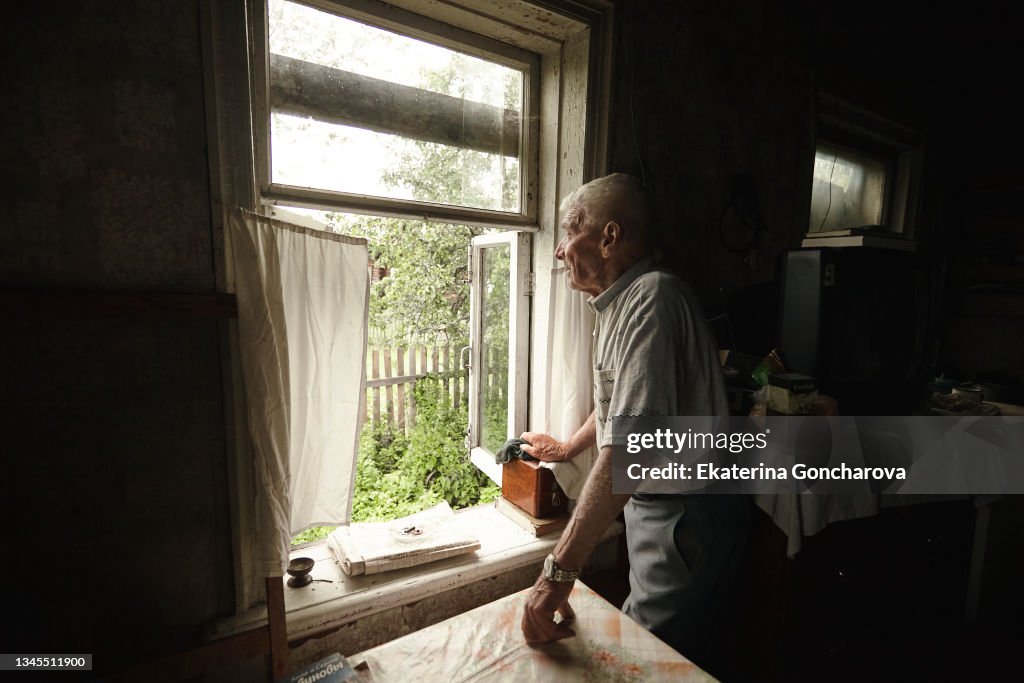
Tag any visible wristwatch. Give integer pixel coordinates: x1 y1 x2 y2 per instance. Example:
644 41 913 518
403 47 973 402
543 553 580 583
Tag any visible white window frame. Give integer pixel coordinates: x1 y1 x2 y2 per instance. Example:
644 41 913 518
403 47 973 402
251 0 542 230
202 0 614 615
467 231 531 485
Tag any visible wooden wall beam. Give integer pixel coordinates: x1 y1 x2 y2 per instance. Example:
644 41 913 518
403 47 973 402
269 54 520 157
0 290 238 321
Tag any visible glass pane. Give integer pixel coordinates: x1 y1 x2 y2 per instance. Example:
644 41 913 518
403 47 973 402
479 244 510 454
809 145 888 232
268 0 523 212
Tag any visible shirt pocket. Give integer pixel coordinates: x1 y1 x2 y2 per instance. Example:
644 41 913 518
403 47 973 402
593 367 616 425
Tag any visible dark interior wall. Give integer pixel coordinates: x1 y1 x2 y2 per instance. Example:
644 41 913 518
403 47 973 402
808 0 975 384
607 0 1020 339
938 31 1024 384
812 0 1024 385
608 0 816 306
0 0 234 667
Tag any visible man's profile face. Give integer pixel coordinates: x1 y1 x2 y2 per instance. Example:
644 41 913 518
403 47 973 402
555 206 605 296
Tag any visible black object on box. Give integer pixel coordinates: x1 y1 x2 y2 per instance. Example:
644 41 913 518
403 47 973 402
768 373 817 393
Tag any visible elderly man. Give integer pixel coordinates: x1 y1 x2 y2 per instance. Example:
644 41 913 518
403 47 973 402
519 173 751 668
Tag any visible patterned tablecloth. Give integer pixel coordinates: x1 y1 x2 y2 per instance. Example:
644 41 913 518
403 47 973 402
349 581 715 682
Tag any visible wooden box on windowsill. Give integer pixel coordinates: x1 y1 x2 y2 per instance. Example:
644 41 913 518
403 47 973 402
501 458 568 519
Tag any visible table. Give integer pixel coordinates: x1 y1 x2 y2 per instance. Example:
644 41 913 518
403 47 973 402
349 581 714 682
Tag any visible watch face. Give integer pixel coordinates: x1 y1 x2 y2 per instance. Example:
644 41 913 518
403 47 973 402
543 554 554 578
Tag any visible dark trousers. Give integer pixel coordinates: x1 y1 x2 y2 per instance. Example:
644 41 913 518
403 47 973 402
622 493 753 667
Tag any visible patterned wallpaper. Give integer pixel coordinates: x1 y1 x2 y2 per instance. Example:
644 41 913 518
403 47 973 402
0 0 215 291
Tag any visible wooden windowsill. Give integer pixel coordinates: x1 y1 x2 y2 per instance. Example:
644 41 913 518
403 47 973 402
211 503 623 643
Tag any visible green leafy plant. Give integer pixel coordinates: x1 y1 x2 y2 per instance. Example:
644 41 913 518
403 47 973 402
349 373 499 524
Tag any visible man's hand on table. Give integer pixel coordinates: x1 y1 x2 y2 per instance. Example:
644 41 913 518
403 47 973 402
521 575 576 644
520 432 569 462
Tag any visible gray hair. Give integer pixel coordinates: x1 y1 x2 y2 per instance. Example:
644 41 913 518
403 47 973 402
560 173 652 241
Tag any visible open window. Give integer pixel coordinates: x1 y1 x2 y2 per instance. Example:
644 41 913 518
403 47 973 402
467 231 531 484
253 0 546 525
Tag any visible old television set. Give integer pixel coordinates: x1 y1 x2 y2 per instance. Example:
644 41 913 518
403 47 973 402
777 246 926 415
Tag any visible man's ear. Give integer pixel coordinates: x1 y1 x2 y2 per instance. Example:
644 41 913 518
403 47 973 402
601 221 621 253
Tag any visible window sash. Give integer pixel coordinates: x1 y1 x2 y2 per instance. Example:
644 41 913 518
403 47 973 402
252 0 541 228
467 231 531 485
263 185 541 231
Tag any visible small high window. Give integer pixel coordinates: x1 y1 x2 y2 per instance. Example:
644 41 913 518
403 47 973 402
808 94 921 237
809 143 889 232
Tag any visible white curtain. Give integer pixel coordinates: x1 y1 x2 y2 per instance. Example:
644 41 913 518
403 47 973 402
228 209 368 578
540 267 597 499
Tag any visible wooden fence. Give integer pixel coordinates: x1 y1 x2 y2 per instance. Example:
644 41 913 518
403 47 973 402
364 344 508 431
365 345 467 429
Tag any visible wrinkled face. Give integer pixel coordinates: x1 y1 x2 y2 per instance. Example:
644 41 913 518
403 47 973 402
555 205 605 296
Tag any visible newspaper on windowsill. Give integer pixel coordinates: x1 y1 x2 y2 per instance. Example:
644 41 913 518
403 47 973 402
327 501 480 576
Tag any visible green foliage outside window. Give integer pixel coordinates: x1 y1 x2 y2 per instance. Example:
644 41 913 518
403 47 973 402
293 375 500 545
354 374 500 522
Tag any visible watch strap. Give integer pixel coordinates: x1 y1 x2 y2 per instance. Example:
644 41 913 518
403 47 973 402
545 553 580 583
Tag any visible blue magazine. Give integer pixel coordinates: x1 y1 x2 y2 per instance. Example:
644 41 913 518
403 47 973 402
277 653 359 683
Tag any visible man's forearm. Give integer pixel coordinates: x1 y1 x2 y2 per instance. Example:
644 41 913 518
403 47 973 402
562 411 596 460
552 445 631 572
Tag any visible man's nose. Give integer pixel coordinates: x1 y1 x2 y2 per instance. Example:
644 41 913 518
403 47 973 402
554 237 566 260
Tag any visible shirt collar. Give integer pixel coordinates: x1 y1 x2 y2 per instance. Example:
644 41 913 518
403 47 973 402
588 255 658 314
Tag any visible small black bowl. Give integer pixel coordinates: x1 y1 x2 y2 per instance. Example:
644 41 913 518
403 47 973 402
287 557 315 588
